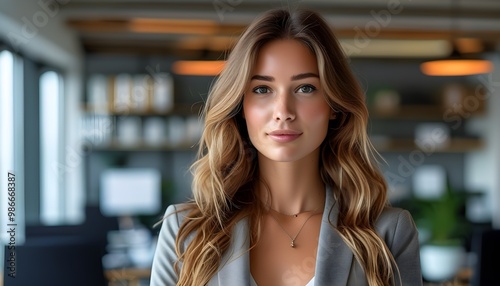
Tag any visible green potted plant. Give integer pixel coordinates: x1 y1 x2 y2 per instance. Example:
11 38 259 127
401 180 475 282
412 182 469 246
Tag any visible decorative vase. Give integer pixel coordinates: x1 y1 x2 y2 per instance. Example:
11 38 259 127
420 244 465 282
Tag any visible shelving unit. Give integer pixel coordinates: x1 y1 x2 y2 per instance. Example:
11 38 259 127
82 142 197 152
353 57 490 205
82 102 203 117
368 103 485 153
371 137 484 153
369 104 486 121
80 54 214 211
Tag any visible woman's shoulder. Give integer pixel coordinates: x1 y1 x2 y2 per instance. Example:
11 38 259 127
375 206 419 246
159 202 196 230
380 205 412 218
376 206 416 229
151 202 196 285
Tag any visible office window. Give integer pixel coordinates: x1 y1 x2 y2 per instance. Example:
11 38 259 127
0 49 25 245
0 50 15 244
40 70 64 225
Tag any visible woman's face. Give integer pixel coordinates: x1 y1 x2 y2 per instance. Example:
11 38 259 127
243 39 333 163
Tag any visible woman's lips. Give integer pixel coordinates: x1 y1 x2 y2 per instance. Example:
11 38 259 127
267 130 302 143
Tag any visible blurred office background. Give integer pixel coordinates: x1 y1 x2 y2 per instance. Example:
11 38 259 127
1 0 499 285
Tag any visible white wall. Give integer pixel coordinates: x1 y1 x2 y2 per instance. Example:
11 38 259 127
486 54 500 228
465 54 500 226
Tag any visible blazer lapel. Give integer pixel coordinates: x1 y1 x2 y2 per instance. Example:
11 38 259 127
208 186 354 286
315 186 354 285
209 218 251 286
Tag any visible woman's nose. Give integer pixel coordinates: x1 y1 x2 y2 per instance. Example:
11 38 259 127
273 93 295 121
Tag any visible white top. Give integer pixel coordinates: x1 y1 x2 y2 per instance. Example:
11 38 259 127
250 275 315 286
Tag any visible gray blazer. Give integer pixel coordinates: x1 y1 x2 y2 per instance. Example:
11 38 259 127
151 188 423 285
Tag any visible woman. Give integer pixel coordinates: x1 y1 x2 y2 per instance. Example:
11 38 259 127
151 8 422 286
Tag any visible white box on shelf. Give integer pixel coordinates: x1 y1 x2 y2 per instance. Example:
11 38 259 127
87 74 109 113
166 116 185 146
114 73 132 113
117 116 141 146
152 73 174 113
185 116 203 144
131 74 151 113
143 117 166 146
81 115 113 147
415 123 450 151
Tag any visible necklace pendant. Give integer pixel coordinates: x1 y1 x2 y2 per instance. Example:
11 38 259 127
290 241 295 248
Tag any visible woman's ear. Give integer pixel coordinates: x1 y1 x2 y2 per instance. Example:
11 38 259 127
329 111 337 120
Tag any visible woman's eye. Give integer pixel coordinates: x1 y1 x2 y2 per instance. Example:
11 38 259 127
297 85 316 93
253 86 270 94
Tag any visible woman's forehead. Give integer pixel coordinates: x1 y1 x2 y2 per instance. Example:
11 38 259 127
251 39 319 78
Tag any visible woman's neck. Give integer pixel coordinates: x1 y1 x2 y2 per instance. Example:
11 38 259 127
257 154 326 215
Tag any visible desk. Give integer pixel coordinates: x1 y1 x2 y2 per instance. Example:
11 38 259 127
105 268 151 286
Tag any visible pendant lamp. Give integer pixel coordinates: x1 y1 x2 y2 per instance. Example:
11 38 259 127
420 0 494 76
171 60 225 76
420 43 493 76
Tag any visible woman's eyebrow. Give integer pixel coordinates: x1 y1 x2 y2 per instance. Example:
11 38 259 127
251 75 274 81
250 72 319 82
291 72 319 80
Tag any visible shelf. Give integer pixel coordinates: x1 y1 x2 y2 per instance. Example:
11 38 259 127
372 138 484 153
82 103 204 116
82 142 198 152
369 105 486 121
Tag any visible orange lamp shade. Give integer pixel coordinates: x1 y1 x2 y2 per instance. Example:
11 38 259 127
420 59 494 76
172 60 225 76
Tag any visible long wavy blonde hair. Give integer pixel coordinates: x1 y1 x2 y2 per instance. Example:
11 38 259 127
174 8 397 286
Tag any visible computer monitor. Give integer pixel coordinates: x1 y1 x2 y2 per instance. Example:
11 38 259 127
99 168 161 217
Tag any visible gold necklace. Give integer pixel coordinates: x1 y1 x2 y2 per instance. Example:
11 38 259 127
270 208 317 218
268 211 319 248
